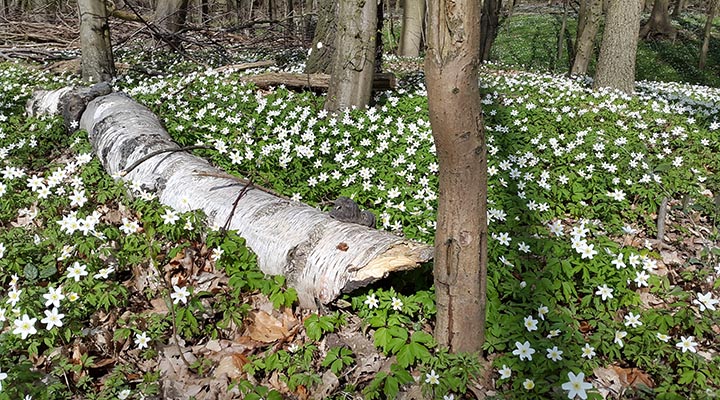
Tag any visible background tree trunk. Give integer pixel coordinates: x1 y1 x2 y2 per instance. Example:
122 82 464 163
503 0 519 33
78 0 115 83
305 0 336 74
699 0 720 69
398 0 425 57
425 0 488 353
640 0 677 39
555 0 568 68
324 0 377 111
375 0 384 72
480 0 502 62
571 0 602 75
671 0 687 18
154 0 189 33
594 0 642 94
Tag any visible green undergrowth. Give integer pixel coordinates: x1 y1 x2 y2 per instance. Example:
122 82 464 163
0 48 719 400
492 9 720 87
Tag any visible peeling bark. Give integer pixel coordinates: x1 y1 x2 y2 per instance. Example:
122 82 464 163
28 88 433 309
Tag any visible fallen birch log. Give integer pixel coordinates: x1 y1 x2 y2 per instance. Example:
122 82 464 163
28 87 432 308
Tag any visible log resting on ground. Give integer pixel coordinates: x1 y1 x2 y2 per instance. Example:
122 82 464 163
28 87 433 308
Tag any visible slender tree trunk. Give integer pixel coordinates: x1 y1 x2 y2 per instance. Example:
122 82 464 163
556 0 568 69
201 0 209 23
480 0 502 62
700 0 720 70
324 0 377 111
425 0 488 353
640 0 677 39
78 0 115 83
287 0 295 36
594 0 642 93
571 0 602 75
504 0 519 33
399 0 425 57
375 0 384 72
671 0 687 18
305 0 336 74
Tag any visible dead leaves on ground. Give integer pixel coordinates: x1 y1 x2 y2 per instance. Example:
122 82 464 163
593 365 655 399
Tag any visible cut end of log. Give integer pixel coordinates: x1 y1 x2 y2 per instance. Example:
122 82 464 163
342 242 434 293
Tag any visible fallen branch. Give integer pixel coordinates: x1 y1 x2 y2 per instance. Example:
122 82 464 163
240 71 397 91
28 87 432 308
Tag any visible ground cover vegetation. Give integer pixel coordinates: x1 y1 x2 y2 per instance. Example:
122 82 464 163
0 9 719 400
492 6 720 86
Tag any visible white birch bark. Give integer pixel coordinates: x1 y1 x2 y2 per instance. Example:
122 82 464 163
29 89 433 308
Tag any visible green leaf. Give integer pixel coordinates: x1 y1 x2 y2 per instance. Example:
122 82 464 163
23 263 38 280
677 370 695 385
396 345 414 368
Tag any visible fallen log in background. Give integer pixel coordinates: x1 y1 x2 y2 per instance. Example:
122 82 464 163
240 71 397 91
28 87 432 308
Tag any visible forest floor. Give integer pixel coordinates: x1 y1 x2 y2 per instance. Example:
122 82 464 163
0 5 719 400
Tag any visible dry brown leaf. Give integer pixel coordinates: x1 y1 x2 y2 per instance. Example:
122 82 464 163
593 365 654 398
248 310 290 343
311 370 339 400
660 250 684 266
215 354 245 380
639 292 665 309
149 297 169 314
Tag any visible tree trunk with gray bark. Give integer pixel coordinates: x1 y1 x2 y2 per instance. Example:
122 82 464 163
324 0 377 111
671 0 687 18
154 0 189 34
594 0 642 94
399 0 425 57
480 0 502 62
640 0 677 39
78 0 115 83
305 0 336 74
699 0 720 70
571 0 602 75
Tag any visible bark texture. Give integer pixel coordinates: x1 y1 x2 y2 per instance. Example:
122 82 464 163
700 0 720 70
640 0 677 39
305 0 337 74
78 0 115 83
324 0 377 111
593 0 642 94
480 0 502 62
571 0 602 75
425 0 488 353
399 0 425 57
29 89 433 309
154 0 189 33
